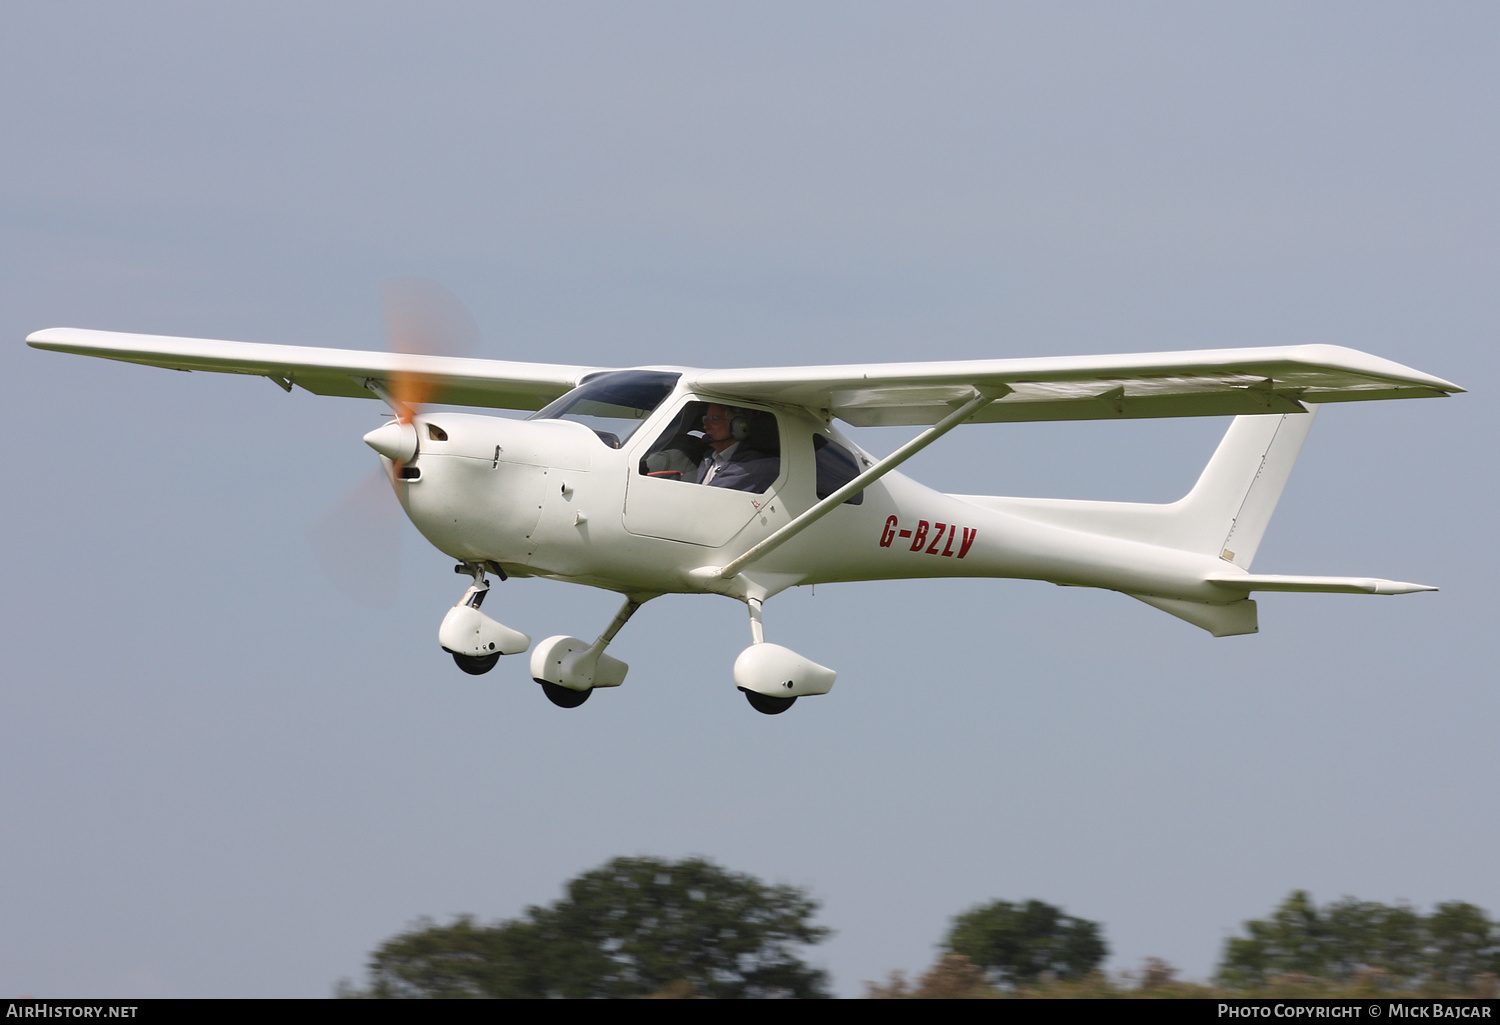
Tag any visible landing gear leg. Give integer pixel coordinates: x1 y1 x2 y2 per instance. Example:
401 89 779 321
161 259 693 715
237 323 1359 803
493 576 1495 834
737 599 795 714
530 595 653 708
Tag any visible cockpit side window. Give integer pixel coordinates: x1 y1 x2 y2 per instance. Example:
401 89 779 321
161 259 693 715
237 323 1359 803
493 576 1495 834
639 401 781 494
528 370 680 449
813 433 865 505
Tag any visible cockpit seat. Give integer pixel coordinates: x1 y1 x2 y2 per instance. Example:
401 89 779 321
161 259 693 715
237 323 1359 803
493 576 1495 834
643 433 705 481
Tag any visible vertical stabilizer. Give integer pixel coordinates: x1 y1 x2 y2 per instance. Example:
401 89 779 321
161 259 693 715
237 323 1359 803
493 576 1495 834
1130 593 1259 636
1174 406 1317 569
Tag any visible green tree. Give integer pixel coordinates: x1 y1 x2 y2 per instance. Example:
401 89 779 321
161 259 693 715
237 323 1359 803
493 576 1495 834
359 916 546 999
1427 901 1500 989
1218 891 1500 990
349 856 831 998
944 898 1107 986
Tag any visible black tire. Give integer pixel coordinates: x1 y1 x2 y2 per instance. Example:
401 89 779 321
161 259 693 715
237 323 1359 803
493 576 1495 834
741 688 796 715
536 679 592 708
452 651 502 675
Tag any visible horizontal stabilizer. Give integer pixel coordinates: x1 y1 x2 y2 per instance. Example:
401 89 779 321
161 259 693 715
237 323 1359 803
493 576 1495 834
1206 573 1437 595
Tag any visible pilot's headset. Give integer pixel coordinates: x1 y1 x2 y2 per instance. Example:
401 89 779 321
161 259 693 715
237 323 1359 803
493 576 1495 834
728 408 752 441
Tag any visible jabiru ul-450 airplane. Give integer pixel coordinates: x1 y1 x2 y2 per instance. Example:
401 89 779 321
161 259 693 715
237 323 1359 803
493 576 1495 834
27 303 1460 714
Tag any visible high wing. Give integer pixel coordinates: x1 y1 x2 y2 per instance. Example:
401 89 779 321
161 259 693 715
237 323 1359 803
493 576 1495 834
688 345 1461 426
28 329 1459 424
26 327 601 411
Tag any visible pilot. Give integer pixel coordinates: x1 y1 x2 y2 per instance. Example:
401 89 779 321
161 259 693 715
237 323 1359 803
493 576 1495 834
696 404 778 492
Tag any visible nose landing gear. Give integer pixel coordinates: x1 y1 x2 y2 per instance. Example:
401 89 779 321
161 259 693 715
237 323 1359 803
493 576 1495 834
438 564 531 675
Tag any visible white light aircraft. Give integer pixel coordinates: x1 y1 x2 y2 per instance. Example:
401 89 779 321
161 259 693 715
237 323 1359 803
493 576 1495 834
28 321 1460 713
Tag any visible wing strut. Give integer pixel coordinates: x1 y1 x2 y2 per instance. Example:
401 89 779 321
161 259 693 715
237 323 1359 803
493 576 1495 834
360 377 416 422
717 385 1009 580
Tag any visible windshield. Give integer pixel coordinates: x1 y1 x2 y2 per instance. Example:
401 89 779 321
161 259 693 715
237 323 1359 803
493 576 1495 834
528 370 681 449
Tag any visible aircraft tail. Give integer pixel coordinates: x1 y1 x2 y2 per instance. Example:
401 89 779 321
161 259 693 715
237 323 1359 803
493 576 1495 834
955 408 1318 566
954 407 1434 635
951 409 1319 637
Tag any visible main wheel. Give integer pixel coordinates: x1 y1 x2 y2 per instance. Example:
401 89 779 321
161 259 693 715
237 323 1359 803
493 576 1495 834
537 679 592 708
452 651 502 675
741 688 796 715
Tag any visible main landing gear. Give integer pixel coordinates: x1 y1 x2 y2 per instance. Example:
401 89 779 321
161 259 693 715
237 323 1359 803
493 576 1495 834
733 598 837 715
528 596 646 708
437 573 837 715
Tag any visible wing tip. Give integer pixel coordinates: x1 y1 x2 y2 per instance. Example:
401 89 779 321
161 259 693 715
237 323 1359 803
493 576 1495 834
1295 343 1463 394
26 327 72 349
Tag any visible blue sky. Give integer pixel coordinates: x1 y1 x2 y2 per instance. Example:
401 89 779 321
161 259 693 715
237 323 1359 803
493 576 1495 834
3 2 1495 996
